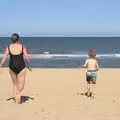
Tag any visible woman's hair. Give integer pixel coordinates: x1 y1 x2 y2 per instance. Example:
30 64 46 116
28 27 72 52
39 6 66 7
88 48 96 58
11 33 20 43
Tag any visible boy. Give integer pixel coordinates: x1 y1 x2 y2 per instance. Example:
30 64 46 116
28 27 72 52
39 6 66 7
81 49 99 98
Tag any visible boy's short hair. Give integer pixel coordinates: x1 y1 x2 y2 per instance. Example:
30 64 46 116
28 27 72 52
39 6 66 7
88 49 96 58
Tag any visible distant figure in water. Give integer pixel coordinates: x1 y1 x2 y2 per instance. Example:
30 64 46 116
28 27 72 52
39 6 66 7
81 49 99 98
0 33 31 104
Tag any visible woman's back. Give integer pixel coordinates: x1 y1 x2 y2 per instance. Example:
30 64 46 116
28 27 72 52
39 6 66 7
8 43 26 74
8 43 23 55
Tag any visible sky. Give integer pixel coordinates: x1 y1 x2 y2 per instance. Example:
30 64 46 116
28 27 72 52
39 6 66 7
0 0 120 36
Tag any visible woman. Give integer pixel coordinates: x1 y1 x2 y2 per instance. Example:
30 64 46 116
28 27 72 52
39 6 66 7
0 33 31 103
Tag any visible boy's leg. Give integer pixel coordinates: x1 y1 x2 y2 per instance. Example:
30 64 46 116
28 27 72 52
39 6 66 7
85 82 90 96
86 73 90 95
89 82 93 97
91 83 96 97
91 76 96 97
88 72 96 97
89 80 96 97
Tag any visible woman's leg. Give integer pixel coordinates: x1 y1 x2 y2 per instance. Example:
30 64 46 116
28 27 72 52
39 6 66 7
17 68 26 93
9 69 20 101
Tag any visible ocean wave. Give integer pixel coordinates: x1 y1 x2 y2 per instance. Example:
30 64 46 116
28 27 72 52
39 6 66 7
0 53 119 59
19 53 120 59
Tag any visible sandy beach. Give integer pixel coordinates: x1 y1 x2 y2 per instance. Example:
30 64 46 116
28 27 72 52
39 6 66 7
0 68 120 120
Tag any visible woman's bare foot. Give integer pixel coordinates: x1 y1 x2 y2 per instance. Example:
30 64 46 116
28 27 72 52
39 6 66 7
15 95 22 104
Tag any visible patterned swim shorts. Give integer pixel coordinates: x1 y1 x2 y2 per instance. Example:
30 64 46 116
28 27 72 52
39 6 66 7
86 70 97 84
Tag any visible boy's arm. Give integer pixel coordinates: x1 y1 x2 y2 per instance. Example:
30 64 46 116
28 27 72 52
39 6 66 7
0 47 9 67
96 61 99 71
81 60 88 68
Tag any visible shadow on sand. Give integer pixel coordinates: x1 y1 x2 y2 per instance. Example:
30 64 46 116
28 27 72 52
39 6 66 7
76 92 94 98
6 96 34 103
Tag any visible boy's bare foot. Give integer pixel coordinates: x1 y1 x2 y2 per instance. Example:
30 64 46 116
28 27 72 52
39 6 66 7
91 93 95 98
85 91 91 97
89 92 95 99
85 92 88 96
89 92 92 97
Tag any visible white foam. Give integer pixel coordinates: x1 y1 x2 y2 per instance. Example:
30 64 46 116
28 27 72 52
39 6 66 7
30 53 116 59
0 53 119 59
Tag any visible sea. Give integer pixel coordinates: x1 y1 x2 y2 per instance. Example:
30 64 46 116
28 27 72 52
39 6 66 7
0 37 120 68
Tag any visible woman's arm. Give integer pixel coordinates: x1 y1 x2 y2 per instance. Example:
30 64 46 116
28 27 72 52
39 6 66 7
23 46 31 63
23 46 32 71
0 47 9 67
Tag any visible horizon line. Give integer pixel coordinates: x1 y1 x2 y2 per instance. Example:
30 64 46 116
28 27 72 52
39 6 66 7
0 34 120 37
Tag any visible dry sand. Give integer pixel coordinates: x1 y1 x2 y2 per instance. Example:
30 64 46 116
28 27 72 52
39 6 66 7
0 68 120 120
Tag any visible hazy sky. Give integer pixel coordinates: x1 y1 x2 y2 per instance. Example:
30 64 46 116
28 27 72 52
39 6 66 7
0 0 120 36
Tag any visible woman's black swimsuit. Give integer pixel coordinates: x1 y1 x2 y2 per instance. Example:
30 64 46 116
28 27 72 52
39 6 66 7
8 45 26 74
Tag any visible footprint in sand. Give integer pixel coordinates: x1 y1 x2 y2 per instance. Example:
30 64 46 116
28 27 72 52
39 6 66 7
112 96 120 103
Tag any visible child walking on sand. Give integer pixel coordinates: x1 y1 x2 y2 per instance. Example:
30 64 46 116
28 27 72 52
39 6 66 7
81 49 99 98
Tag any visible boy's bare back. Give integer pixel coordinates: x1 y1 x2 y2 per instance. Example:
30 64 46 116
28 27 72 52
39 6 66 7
84 58 99 71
